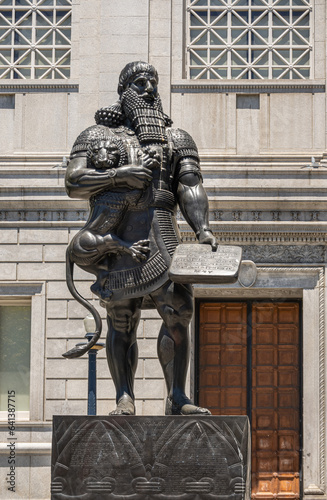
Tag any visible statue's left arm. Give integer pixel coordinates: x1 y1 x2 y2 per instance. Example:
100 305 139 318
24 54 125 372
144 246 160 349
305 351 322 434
177 165 217 250
171 129 217 250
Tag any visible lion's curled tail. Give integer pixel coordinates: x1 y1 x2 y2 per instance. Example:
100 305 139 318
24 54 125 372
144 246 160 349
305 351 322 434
62 248 102 358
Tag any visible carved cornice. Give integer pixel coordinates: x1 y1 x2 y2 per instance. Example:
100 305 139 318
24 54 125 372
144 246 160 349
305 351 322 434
171 81 325 94
242 245 325 264
207 210 327 223
0 83 79 93
0 210 88 223
181 230 327 245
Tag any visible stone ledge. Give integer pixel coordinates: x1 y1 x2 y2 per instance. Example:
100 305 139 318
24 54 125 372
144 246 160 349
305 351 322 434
0 82 79 93
0 442 51 454
172 80 325 94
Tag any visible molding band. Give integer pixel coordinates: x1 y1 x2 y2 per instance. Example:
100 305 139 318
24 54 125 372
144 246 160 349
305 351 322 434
0 442 51 454
171 82 325 94
0 83 79 93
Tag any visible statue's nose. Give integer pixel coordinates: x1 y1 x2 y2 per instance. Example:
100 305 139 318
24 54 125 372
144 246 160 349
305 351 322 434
145 81 154 93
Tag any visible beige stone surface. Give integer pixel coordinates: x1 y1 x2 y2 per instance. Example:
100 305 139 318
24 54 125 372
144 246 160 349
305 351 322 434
0 229 18 244
29 456 51 499
144 358 163 378
18 263 66 281
0 106 14 154
134 379 165 399
45 400 86 420
0 245 43 262
0 263 16 280
137 338 158 358
46 338 67 358
45 379 66 400
144 318 163 338
19 229 68 245
173 93 227 150
0 455 30 499
47 280 92 300
142 398 166 416
47 300 68 319
22 94 69 153
46 318 83 338
43 245 66 262
269 93 314 152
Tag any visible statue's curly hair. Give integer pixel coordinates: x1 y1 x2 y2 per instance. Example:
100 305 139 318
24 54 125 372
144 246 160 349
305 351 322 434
117 61 158 96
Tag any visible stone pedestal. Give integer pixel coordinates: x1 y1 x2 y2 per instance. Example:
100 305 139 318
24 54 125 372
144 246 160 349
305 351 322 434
51 415 250 499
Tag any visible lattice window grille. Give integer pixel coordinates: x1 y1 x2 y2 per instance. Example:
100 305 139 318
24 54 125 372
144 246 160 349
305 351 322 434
0 0 71 80
187 0 312 80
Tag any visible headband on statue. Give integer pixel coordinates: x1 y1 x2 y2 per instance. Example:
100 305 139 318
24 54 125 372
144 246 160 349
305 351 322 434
117 61 159 96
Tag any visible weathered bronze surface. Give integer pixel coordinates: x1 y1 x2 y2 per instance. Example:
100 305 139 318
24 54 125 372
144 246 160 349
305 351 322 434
169 244 242 284
51 415 250 499
63 61 224 415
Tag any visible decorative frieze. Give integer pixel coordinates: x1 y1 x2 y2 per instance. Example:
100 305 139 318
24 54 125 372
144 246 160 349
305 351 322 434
181 231 327 248
252 211 261 222
271 211 280 221
291 212 300 221
0 210 88 223
196 210 327 223
213 210 223 221
242 245 325 264
232 211 242 221
3 208 327 225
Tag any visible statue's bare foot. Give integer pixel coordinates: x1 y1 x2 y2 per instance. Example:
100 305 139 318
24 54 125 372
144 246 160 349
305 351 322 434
165 397 211 416
91 282 113 301
109 394 135 416
178 404 211 415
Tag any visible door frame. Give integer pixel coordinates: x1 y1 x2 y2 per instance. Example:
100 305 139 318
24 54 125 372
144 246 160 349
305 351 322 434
195 298 303 498
190 265 326 498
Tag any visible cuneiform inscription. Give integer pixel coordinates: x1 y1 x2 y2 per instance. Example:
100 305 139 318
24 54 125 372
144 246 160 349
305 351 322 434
169 244 242 283
173 250 239 274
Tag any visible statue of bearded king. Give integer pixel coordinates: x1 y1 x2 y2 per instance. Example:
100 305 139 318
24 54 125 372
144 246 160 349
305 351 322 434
64 61 217 417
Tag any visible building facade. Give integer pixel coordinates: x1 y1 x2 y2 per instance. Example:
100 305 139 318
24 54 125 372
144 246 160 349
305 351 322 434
0 0 326 498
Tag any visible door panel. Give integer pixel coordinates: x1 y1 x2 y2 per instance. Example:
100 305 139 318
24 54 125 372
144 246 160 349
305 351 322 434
252 302 300 499
198 301 300 499
199 303 248 415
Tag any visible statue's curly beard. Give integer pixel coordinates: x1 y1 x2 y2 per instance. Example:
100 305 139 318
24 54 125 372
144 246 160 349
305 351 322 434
121 87 168 145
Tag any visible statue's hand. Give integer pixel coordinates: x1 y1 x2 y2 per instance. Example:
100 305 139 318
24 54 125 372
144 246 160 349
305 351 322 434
125 239 150 262
142 149 161 170
115 165 152 190
198 228 217 251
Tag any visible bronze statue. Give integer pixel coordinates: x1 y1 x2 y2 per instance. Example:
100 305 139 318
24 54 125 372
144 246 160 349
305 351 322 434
63 61 217 416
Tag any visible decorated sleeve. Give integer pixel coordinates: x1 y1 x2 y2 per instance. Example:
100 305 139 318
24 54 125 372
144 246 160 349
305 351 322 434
70 125 113 158
169 128 202 181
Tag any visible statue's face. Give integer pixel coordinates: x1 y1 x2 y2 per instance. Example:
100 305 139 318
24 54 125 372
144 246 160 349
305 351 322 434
129 71 158 102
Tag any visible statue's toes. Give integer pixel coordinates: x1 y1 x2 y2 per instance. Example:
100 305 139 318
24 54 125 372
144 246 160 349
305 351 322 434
109 394 135 416
109 409 134 416
180 404 211 416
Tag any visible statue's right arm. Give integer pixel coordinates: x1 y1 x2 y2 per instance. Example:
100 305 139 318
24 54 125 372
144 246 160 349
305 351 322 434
65 157 114 199
65 157 153 199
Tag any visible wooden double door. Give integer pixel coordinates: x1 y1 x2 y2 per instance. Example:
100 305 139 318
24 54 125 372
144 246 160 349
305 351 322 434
198 301 301 499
